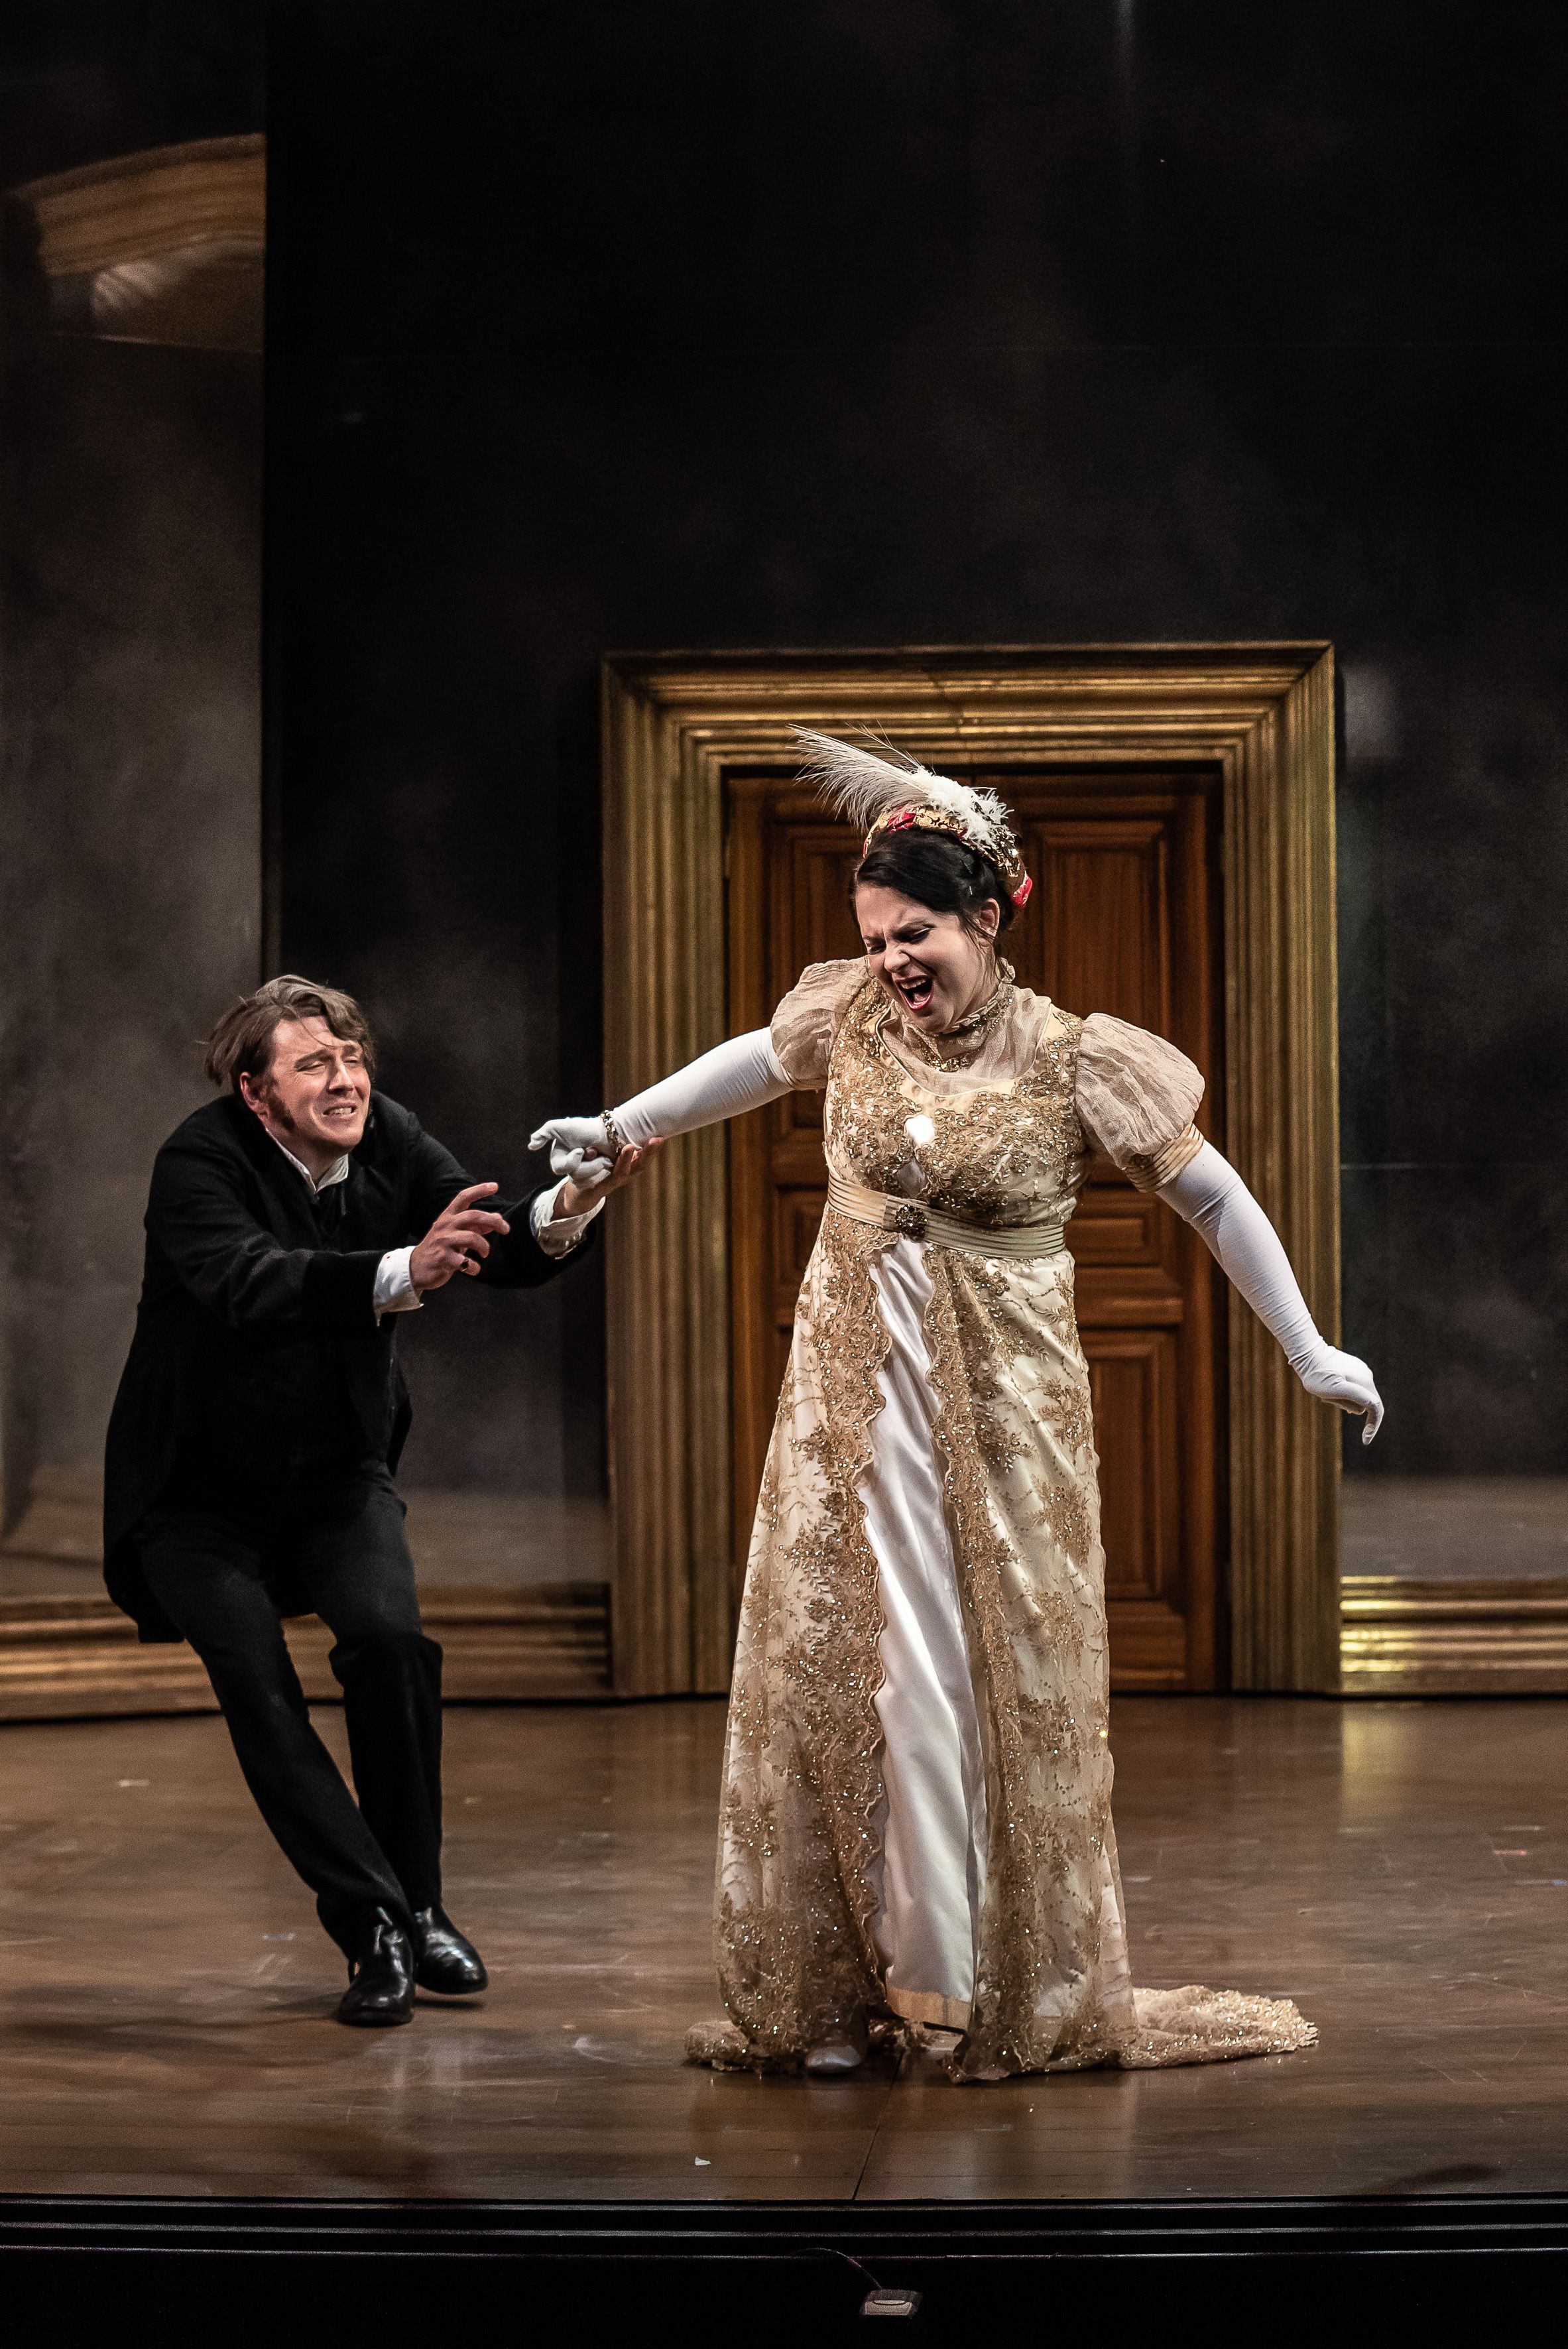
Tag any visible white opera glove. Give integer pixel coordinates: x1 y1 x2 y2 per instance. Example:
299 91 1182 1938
1158 1141 1384 1444
527 1115 617 1190
1297 1344 1384 1431
529 1031 792 1177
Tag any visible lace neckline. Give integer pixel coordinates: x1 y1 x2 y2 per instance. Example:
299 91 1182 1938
885 959 1017 1073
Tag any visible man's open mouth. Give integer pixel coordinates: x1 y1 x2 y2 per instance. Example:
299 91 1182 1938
896 973 935 1014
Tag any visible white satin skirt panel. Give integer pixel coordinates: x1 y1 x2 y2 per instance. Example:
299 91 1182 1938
863 1238 989 2029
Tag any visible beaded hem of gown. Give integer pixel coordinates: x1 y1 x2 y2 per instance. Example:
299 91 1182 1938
686 1986 1317 2077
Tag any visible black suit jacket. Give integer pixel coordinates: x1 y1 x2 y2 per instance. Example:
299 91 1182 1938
104 1089 587 1640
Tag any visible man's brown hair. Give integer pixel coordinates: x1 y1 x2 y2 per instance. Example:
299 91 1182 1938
203 975 377 1095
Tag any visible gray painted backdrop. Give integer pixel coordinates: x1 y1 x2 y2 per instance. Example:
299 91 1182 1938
0 333 262 1539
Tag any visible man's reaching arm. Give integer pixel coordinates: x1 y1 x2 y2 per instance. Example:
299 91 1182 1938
402 1118 589 1292
401 1116 661 1293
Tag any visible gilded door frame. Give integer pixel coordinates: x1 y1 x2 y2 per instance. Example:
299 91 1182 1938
601 646 1341 1697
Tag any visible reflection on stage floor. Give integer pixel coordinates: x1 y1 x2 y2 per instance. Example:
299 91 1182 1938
2 1693 1567 2203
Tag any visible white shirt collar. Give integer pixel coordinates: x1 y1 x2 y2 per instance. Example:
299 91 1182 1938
267 1130 351 1193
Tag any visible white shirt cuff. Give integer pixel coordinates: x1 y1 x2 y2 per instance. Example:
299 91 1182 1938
531 1177 605 1256
373 1244 422 1319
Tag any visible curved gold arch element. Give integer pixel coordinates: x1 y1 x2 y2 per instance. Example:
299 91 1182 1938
603 645 1339 1696
11 134 265 353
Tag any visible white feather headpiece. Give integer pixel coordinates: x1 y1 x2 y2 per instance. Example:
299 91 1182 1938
792 727 1032 906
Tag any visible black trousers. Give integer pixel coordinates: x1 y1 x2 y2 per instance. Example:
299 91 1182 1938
135 1465 442 1954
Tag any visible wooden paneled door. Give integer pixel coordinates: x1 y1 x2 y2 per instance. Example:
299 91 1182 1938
726 766 1228 1691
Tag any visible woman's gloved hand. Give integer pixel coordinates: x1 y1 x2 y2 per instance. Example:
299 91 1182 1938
1158 1142 1386 1447
1294 1343 1384 1443
528 1115 616 1190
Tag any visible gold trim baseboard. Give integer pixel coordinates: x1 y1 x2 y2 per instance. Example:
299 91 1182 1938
1340 1575 1568 1695
0 1584 610 1723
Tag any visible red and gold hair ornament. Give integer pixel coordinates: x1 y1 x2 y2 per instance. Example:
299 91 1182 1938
794 730 1032 908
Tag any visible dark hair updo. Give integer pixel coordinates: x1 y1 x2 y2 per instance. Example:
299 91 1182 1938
853 827 1017 935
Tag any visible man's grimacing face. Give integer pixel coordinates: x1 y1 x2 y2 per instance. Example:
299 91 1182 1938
239 1016 372 1160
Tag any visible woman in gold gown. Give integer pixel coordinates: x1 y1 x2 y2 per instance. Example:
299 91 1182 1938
532 733 1382 2083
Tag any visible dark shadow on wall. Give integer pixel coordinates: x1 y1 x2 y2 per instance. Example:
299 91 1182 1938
265 0 1568 1498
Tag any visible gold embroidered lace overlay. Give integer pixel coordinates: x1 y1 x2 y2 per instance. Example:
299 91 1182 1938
697 972 1315 2080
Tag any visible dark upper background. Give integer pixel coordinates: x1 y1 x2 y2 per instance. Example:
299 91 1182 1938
7 0 1567 1520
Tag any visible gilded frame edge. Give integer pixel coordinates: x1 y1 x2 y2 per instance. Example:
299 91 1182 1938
601 646 1341 1697
1339 1575 1568 1696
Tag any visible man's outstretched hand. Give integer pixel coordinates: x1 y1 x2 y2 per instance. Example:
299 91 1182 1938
410 1183 512 1292
558 1138 664 1218
411 1149 665 1294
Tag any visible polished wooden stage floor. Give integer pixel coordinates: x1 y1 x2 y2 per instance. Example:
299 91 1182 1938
3 1694 1567 2204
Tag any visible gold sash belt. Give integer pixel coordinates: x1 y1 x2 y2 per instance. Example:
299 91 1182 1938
826 1174 1067 1258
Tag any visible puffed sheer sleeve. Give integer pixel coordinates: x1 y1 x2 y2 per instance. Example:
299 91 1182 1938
769 959 868 1089
1075 1012 1206 1192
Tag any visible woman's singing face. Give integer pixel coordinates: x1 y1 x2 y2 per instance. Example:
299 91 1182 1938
854 882 1001 1036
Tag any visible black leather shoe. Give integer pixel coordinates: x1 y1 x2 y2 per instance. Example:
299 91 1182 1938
336 1907 416 2026
412 1904 488 1995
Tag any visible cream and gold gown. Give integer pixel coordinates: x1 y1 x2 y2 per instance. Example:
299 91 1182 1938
694 959 1315 2082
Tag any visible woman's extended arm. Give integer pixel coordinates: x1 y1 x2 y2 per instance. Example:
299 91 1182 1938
1158 1141 1384 1443
529 1030 792 1191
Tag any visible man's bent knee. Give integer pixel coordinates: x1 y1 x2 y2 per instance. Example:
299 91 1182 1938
328 1626 442 1689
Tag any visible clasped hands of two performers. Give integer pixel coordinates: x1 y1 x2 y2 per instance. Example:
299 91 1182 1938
529 1114 625 1194
407 1126 658 1293
526 1117 663 1212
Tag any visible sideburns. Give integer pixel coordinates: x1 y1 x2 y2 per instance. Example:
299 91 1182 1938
257 1076 298 1135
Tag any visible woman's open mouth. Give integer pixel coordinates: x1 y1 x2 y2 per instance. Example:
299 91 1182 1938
895 972 935 1015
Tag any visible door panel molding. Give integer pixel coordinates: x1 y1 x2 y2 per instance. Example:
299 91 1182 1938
602 646 1340 1695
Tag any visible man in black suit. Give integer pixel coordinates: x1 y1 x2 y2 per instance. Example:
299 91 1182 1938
105 975 653 2025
